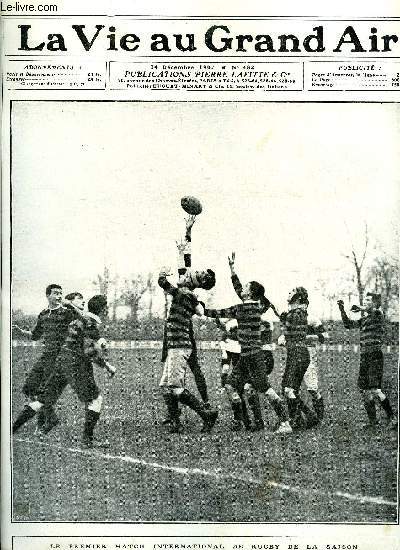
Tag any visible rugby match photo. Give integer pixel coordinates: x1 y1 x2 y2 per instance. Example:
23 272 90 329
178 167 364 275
10 101 398 523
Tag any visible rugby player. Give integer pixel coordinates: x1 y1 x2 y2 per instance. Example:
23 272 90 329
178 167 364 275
13 295 116 447
201 254 291 434
158 218 218 434
338 294 395 430
12 284 78 433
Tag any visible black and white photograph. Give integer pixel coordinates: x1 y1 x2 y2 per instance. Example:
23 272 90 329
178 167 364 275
9 100 398 523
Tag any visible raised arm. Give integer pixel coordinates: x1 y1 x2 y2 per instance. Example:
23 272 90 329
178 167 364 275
158 271 178 296
228 252 244 299
177 215 196 274
337 300 360 329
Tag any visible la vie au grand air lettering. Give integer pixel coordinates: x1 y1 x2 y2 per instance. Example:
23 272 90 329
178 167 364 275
17 24 399 53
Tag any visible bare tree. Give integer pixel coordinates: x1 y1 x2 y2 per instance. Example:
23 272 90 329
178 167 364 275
316 277 341 319
146 273 156 319
343 222 369 305
110 275 120 321
367 254 399 317
93 266 120 319
120 275 149 324
93 265 111 297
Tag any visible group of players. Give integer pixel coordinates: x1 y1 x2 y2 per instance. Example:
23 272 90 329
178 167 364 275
12 289 116 447
156 215 396 435
12 215 396 446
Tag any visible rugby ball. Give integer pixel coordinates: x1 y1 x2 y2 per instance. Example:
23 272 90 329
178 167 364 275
181 196 203 216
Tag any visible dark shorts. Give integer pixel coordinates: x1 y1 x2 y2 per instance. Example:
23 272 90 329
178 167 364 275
187 348 199 370
263 350 274 376
358 350 384 390
222 351 240 367
282 346 310 393
39 349 99 405
22 350 59 399
227 351 271 394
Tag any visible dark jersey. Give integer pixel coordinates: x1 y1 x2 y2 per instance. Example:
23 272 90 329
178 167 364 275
306 321 326 346
31 305 76 354
63 313 102 361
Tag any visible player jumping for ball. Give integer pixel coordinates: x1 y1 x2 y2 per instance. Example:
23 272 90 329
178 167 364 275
160 215 212 428
158 218 218 434
337 294 396 430
201 253 291 434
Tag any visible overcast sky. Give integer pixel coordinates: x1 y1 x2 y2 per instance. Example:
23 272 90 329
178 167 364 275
12 101 399 319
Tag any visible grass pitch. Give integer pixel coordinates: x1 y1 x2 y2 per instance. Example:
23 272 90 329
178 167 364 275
11 346 398 523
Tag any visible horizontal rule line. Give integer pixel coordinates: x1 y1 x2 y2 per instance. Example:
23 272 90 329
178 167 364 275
2 16 400 20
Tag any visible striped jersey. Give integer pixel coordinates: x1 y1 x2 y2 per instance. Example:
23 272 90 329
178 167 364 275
63 313 101 356
31 305 76 354
281 307 308 348
261 320 273 345
261 320 274 352
161 230 197 358
340 308 384 352
158 274 199 349
161 319 196 362
204 302 264 357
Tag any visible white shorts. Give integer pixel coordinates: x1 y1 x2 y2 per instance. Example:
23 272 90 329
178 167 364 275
221 339 241 355
159 348 191 388
303 347 318 392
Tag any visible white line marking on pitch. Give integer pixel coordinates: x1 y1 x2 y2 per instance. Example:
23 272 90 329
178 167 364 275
14 438 397 508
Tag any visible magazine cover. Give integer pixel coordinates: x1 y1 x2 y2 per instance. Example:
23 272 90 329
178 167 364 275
1 1 399 549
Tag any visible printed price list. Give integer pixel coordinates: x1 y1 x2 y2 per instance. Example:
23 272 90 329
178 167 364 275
5 60 106 89
306 61 400 91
